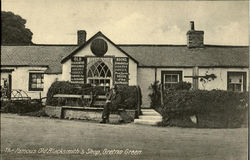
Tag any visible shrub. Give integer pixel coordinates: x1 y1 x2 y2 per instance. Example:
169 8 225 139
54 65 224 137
117 85 142 110
148 81 162 109
1 99 43 114
46 81 142 110
161 90 248 128
149 81 192 109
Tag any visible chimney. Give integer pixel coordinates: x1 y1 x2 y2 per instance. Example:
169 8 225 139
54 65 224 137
190 21 194 30
77 30 86 45
186 21 204 48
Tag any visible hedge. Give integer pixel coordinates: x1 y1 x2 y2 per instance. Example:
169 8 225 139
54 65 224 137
161 90 248 128
1 100 43 114
149 81 191 108
46 81 142 110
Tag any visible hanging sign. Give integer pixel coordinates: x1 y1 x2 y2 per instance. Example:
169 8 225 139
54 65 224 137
114 57 129 85
71 57 86 83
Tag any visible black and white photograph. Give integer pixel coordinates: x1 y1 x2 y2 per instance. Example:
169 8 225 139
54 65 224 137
1 0 248 159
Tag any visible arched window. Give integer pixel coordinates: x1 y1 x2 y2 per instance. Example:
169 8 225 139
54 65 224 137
87 61 112 90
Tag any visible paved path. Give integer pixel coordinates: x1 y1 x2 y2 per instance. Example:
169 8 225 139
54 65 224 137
1 113 248 160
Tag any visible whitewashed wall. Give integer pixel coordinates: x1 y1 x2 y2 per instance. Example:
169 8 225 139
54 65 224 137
61 36 138 85
43 74 62 98
198 67 248 91
137 68 155 108
1 67 48 99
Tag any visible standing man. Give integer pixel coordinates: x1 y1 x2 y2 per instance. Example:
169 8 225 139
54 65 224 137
100 85 122 123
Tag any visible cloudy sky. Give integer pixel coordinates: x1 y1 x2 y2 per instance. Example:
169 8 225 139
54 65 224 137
2 0 249 45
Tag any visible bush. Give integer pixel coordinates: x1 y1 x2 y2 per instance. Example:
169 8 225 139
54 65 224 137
149 81 191 109
46 81 107 106
1 100 43 114
46 81 142 110
148 81 162 109
161 90 248 128
117 85 142 110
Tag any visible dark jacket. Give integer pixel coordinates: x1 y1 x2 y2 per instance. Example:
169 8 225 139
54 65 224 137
106 89 122 108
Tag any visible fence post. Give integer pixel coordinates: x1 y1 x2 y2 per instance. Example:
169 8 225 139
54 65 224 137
160 84 164 106
136 85 142 117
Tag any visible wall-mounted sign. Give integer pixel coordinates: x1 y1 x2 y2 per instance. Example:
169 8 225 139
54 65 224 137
90 38 108 57
71 57 86 83
114 57 129 85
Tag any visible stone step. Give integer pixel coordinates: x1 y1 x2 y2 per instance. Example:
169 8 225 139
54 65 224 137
142 112 161 115
139 115 162 121
142 111 161 116
134 109 162 126
134 119 161 126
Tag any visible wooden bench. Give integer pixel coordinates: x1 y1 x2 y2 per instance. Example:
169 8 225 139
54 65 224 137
53 94 107 107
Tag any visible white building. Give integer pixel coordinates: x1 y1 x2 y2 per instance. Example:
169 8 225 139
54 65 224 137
1 22 249 108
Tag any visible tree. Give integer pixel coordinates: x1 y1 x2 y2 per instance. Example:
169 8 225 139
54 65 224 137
1 11 33 45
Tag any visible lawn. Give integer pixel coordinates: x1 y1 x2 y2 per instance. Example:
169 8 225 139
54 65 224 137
1 113 248 160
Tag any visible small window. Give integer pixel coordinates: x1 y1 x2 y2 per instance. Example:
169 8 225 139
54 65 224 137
29 73 44 91
227 72 246 92
161 71 182 89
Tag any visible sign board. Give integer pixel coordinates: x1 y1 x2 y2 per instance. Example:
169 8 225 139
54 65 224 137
71 57 86 83
114 57 129 85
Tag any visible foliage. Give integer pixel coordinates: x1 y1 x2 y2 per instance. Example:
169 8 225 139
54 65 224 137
46 81 93 106
116 85 142 110
160 89 248 128
164 81 192 92
148 81 162 109
1 11 33 45
1 100 43 114
46 81 142 110
149 81 192 109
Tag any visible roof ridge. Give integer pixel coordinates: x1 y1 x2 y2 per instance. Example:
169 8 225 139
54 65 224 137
1 44 78 47
118 44 249 47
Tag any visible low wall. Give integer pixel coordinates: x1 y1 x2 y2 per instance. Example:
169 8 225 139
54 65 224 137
63 109 121 123
45 106 136 123
44 106 62 118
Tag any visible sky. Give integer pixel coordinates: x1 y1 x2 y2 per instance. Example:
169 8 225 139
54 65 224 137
2 0 249 45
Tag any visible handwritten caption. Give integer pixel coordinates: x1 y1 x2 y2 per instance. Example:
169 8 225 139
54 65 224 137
4 148 142 156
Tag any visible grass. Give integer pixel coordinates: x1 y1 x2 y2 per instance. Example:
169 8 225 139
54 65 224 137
1 113 248 160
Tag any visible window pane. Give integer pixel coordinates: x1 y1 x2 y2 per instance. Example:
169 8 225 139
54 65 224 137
32 78 37 83
228 84 234 91
165 75 172 82
172 75 178 82
31 84 37 88
235 84 241 92
32 74 36 79
37 78 42 83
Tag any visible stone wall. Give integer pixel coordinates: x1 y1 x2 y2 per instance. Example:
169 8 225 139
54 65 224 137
45 106 137 123
45 106 62 118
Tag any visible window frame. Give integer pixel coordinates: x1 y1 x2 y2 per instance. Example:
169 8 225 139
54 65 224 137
29 73 44 91
161 71 183 89
227 71 247 92
87 60 112 91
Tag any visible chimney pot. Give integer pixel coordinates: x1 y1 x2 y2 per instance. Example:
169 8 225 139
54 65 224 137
190 21 195 30
77 30 86 45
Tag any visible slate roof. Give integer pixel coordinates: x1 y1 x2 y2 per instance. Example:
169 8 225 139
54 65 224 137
1 45 77 73
1 44 249 74
119 45 249 67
